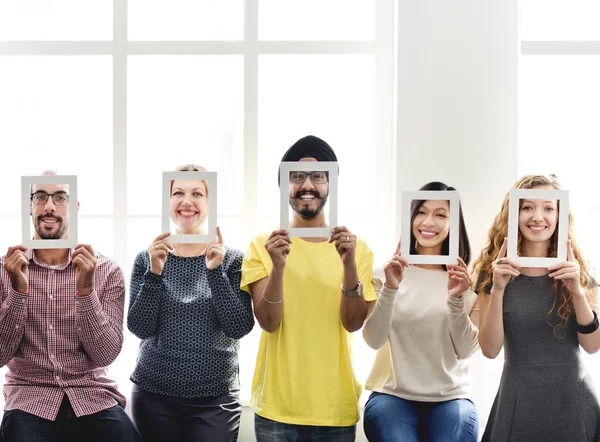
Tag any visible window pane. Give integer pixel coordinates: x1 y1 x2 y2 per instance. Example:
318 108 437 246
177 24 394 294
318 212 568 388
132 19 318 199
258 55 376 222
0 56 113 216
128 56 244 216
128 0 244 41
0 1 111 41
216 217 245 252
79 218 114 259
127 218 161 275
520 0 600 41
519 56 600 208
259 0 375 41
0 217 21 254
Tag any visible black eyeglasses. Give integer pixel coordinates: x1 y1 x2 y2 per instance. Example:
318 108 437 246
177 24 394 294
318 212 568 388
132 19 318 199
289 171 329 184
30 191 70 206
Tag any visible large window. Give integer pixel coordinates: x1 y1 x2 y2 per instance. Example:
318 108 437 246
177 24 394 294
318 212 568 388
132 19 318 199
0 0 395 405
519 0 600 392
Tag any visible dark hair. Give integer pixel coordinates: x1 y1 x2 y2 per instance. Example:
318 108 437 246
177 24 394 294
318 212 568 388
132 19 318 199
409 181 471 268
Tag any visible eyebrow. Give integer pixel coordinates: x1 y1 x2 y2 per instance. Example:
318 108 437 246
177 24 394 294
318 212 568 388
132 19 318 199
522 199 555 204
171 187 204 191
420 205 449 211
33 190 68 194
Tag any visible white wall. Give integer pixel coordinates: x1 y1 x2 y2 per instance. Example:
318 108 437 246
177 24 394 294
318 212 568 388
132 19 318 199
395 0 518 432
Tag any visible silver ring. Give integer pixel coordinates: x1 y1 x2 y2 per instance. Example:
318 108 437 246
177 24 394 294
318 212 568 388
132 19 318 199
154 244 158 249
346 236 350 242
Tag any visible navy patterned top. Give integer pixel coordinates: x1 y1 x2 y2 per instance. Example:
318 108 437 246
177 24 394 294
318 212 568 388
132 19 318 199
127 248 254 398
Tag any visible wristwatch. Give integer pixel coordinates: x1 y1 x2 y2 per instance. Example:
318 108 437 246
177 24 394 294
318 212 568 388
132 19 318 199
341 281 363 298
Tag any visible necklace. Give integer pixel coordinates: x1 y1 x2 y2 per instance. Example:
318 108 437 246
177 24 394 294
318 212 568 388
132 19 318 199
172 244 205 257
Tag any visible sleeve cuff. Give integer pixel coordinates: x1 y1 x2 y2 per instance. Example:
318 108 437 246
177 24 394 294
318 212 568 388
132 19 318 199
143 269 164 284
447 294 465 314
378 285 398 306
8 287 28 306
75 290 102 313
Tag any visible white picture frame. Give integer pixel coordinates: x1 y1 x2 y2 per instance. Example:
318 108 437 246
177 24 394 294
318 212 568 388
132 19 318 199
507 189 569 267
279 161 338 237
401 190 460 265
162 171 218 244
21 175 78 249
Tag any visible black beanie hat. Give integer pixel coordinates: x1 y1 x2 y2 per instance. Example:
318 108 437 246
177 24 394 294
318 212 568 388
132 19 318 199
278 135 338 185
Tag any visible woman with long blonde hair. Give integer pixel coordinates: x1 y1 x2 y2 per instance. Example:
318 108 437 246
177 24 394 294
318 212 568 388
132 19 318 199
473 174 600 441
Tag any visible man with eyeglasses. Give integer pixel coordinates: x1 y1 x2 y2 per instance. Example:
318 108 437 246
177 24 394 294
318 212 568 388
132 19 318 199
30 187 70 240
0 172 140 442
241 135 376 441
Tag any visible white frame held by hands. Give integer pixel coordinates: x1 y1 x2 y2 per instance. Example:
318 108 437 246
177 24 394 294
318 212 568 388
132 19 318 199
162 171 218 244
401 190 460 265
21 175 78 249
507 189 569 267
279 161 339 238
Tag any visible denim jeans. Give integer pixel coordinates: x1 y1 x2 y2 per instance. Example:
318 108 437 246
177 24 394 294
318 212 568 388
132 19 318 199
255 413 356 442
363 392 478 442
0 395 141 442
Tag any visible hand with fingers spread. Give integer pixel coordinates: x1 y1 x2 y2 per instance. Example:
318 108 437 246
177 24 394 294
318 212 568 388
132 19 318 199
149 232 174 275
383 241 408 290
5 245 29 293
329 226 357 267
72 244 97 296
447 257 472 297
491 238 521 293
206 227 226 270
265 229 292 270
548 240 584 297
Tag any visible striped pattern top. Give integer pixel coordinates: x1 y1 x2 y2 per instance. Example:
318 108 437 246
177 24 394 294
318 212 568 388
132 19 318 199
0 248 126 420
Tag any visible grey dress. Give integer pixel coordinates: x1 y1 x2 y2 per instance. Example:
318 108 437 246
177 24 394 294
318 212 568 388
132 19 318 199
482 275 600 442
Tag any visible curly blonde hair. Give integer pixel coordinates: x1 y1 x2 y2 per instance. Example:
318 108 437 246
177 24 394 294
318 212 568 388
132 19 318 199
472 174 597 332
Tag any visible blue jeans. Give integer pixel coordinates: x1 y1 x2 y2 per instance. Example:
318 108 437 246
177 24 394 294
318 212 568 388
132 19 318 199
255 414 356 442
363 392 478 442
0 396 140 442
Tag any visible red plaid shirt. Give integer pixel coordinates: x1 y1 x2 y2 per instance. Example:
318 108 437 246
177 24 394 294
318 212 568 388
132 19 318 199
0 249 126 420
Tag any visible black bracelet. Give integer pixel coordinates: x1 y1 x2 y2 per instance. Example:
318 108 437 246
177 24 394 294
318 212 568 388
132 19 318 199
576 310 599 334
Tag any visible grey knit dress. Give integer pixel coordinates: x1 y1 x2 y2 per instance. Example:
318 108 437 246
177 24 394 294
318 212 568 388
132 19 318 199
482 275 600 442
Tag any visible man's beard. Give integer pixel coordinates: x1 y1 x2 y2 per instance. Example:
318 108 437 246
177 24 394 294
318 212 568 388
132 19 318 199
34 214 68 240
289 190 328 220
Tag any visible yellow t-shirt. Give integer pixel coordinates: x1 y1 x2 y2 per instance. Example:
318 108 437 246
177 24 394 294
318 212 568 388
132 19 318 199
241 233 376 427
